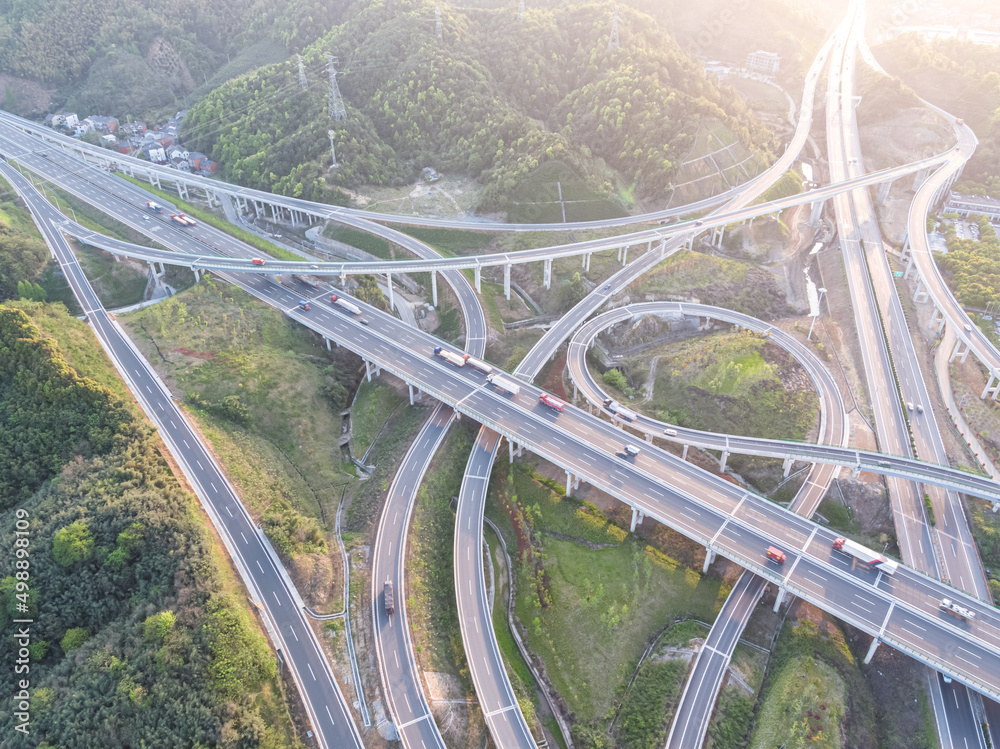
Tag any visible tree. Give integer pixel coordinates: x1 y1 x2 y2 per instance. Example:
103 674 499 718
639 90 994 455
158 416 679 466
143 611 177 642
59 627 91 652
52 520 94 567
602 368 628 391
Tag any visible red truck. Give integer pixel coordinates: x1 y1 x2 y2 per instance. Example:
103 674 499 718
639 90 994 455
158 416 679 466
539 393 565 412
251 257 266 266
766 546 786 564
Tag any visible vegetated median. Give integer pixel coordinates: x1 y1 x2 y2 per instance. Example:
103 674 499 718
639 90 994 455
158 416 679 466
486 458 732 747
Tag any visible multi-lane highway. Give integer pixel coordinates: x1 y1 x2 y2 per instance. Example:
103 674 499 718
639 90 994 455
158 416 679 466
0 161 366 749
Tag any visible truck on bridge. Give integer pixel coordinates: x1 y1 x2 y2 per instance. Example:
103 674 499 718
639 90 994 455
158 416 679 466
487 374 520 396
603 398 638 423
330 294 362 316
832 537 898 575
434 346 467 368
384 580 394 616
170 213 193 227
940 598 975 622
463 355 493 375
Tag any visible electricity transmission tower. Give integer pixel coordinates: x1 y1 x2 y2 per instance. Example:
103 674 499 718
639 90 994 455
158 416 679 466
436 4 442 38
608 4 619 50
297 54 308 89
324 55 347 121
517 0 525 21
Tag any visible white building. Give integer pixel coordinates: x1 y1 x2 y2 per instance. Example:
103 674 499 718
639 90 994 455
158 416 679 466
745 50 780 76
947 192 1000 223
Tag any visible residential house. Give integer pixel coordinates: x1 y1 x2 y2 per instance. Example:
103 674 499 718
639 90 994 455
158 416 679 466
84 115 119 135
144 145 167 163
115 140 132 155
199 159 219 175
63 113 79 128
187 151 208 170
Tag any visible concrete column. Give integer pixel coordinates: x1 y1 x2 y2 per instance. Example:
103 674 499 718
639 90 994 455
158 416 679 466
715 226 725 249
982 372 1000 400
772 586 786 612
913 278 928 304
809 201 824 226
504 262 511 301
543 258 552 290
930 306 945 331
365 359 372 383
375 364 381 377
645 432 653 444
863 637 880 665
192 267 200 282
581 253 587 268
431 270 438 307
951 337 971 364
585 253 591 272
565 471 573 497
782 457 793 478
408 383 414 405
340 271 347 287
474 266 481 293
630 506 644 532
509 440 515 464
877 180 892 205
719 450 729 473
386 272 394 310
903 255 915 280
417 387 422 400
703 549 716 573
682 444 689 461
621 245 628 265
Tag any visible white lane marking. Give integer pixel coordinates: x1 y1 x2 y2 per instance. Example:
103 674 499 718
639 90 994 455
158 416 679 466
404 692 412 712
170 420 177 428
394 651 400 669
196 460 204 470
145 385 152 393
182 439 190 449
289 626 299 642
308 663 316 680
257 560 264 572
225 506 233 517
240 532 249 544
272 590 282 606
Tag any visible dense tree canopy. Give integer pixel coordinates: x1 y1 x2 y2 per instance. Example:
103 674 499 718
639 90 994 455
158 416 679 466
183 0 777 213
0 306 283 748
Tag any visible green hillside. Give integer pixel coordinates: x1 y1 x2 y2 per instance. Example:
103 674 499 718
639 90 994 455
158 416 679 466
182 0 778 213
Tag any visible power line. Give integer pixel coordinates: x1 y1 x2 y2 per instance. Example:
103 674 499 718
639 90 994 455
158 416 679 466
517 0 525 21
435 4 442 38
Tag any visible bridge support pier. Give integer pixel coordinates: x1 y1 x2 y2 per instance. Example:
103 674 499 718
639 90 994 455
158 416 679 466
930 306 945 332
543 258 552 290
903 255 915 280
981 371 1000 400
703 549 716 573
951 337 971 364
719 450 729 473
431 270 438 307
622 245 628 265
585 253 592 272
809 200 824 227
365 359 372 383
782 457 793 478
386 272 395 310
682 444 689 461
325 337 331 351
714 226 725 248
510 440 515 464
645 432 653 444
408 383 414 405
913 278 929 304
504 262 511 301
565 471 581 496
863 637 880 664
899 232 911 263
474 265 481 293
773 586 787 612
630 506 644 532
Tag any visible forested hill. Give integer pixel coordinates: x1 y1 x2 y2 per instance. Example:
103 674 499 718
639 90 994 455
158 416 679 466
0 306 285 748
182 0 778 213
876 34 1000 195
0 0 346 117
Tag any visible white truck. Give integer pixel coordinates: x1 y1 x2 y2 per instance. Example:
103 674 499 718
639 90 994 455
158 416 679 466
832 537 898 575
463 355 494 375
940 598 975 622
603 398 638 423
487 373 520 396
330 294 361 316
434 346 467 368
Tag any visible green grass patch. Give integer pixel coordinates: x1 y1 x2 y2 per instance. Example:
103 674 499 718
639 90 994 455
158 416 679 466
394 225 498 256
751 615 876 749
115 173 301 261
350 379 404 458
408 424 476 678
323 224 395 260
623 330 818 441
434 302 462 341
706 686 756 749
75 244 148 308
754 169 803 205
495 461 730 724
506 160 625 224
37 262 82 315
118 279 354 565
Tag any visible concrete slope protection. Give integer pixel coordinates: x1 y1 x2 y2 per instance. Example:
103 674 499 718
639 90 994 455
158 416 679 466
0 161 365 749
